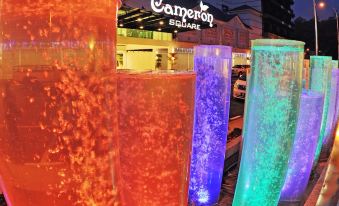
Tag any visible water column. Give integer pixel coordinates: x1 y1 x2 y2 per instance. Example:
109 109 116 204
118 71 196 206
333 60 339 69
310 56 333 163
0 1 122 205
323 69 339 154
189 45 232 205
280 90 324 203
233 39 304 206
331 60 339 126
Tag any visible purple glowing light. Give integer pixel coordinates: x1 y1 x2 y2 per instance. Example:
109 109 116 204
189 45 232 205
280 90 324 202
323 70 339 148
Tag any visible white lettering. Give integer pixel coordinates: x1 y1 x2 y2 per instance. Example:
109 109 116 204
201 13 207 22
151 0 164 13
176 20 182 27
164 4 174 15
207 14 214 27
194 10 200 20
187 10 194 19
174 6 185 17
151 1 214 30
169 19 202 30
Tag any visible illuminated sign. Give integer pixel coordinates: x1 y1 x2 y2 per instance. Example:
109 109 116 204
151 0 214 30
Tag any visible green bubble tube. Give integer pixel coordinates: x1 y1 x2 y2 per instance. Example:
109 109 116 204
233 39 304 206
310 56 333 164
333 60 339 69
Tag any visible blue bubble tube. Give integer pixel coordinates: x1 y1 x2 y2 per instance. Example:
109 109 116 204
189 45 232 205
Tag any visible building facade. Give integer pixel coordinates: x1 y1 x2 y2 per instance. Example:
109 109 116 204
210 0 294 39
117 0 252 71
261 0 295 38
228 5 262 40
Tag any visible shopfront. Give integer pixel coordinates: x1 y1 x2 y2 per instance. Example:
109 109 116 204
117 0 252 71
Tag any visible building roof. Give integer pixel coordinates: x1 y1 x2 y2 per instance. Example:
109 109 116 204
205 3 237 22
120 0 251 32
163 0 199 8
229 5 261 14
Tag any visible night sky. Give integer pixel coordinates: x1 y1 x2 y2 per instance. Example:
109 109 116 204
293 0 339 20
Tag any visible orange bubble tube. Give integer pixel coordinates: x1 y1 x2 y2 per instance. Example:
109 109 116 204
0 0 122 205
118 71 196 206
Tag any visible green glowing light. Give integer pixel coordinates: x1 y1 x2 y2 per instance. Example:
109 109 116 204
310 56 333 164
333 60 338 69
233 39 304 206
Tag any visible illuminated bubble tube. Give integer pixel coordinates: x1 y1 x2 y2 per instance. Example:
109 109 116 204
0 1 122 205
280 90 324 203
335 69 339 129
332 60 339 126
309 56 333 164
323 70 339 150
333 60 339 69
233 39 304 206
188 45 232 205
118 71 196 206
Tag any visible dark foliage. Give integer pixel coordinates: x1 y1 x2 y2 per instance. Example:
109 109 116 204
293 16 338 59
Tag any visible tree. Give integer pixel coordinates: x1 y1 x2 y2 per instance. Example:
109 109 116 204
293 16 338 59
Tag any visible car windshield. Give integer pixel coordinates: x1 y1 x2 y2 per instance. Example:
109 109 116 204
239 74 246 81
232 65 250 69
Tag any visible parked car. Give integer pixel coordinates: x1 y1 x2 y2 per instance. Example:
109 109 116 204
233 74 247 100
232 65 250 77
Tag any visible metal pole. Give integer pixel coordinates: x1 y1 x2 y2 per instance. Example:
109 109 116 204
314 0 319 56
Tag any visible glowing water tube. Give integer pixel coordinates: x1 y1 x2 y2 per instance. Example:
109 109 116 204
189 45 232 205
280 90 324 203
233 39 304 206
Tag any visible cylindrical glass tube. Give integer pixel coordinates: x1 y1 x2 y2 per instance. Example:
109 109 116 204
0 1 121 205
188 45 232 205
310 56 333 164
280 90 324 202
302 61 310 89
334 69 339 131
331 60 339 130
333 60 339 69
233 39 304 206
323 70 339 151
118 71 196 206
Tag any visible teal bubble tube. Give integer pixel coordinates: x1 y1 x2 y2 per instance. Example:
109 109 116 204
233 39 304 206
310 56 333 164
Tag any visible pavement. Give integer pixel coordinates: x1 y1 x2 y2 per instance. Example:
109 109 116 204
228 116 244 132
229 98 245 119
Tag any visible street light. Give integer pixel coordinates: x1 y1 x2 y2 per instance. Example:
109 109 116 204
333 8 339 60
313 0 326 56
319 2 325 8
